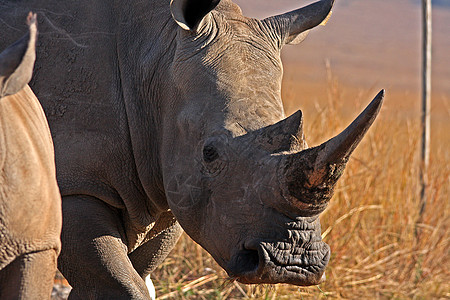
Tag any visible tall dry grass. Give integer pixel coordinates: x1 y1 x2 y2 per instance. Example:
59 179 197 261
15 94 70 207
152 67 449 299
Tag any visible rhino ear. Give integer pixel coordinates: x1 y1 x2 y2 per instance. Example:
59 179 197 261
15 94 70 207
170 0 221 31
263 0 334 46
0 12 37 97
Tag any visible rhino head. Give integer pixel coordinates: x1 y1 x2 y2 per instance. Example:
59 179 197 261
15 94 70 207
161 0 383 286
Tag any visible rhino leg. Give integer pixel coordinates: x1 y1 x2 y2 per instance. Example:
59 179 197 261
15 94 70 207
58 196 150 300
0 249 57 300
129 211 183 278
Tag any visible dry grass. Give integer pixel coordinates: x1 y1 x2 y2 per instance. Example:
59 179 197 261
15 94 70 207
152 67 449 299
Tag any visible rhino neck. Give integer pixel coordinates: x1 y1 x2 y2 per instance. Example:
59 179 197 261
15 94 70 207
115 0 182 212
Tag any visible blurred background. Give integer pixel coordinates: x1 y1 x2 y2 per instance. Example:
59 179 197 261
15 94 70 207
236 0 450 98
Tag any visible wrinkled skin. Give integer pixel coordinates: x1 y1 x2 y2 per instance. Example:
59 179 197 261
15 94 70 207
0 15 62 299
0 0 383 299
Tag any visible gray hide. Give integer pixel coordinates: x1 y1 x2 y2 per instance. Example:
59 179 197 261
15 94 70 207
0 0 383 299
0 14 62 299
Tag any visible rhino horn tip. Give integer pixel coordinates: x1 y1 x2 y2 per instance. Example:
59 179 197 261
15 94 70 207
377 89 386 101
316 89 385 166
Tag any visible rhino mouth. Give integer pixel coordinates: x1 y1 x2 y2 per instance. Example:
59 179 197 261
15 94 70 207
227 239 330 286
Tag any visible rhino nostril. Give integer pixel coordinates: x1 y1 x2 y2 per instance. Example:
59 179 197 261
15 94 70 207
240 248 260 273
229 248 260 277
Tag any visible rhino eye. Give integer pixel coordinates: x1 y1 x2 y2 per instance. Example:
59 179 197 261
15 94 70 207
203 145 219 163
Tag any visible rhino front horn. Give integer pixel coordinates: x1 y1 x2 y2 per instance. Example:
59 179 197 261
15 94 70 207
281 90 384 214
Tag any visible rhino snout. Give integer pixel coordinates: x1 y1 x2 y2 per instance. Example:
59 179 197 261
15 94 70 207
226 238 330 286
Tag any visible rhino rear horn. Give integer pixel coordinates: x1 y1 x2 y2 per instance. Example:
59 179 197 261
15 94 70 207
253 110 307 153
263 0 334 45
0 12 37 97
171 0 221 31
282 90 384 213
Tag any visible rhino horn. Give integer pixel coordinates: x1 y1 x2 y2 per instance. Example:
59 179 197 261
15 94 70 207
314 90 385 167
170 0 221 31
263 0 334 45
253 110 307 153
0 12 37 97
281 90 384 214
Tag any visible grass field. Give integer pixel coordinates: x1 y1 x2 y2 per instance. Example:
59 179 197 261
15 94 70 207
152 65 449 299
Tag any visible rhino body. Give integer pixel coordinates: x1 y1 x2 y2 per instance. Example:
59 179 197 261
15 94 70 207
0 15 61 299
0 0 383 299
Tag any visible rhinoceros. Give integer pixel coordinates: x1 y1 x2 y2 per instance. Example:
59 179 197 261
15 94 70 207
1 0 383 298
0 14 62 299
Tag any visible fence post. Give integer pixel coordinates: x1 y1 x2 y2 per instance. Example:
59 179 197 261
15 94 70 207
419 0 432 220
